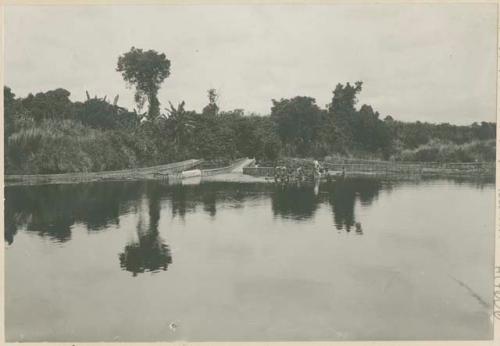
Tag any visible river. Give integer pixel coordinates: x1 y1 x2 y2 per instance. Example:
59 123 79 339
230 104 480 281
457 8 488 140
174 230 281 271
4 178 495 341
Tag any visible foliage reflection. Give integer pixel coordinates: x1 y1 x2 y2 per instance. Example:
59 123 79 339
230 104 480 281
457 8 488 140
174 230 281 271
7 178 482 247
119 186 172 276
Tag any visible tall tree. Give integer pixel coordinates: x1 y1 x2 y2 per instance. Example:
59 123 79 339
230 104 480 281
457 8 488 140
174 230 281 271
328 81 363 114
202 88 219 116
270 96 323 156
327 81 363 151
117 47 171 120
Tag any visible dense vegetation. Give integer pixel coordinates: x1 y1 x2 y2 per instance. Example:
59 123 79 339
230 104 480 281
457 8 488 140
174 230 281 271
4 48 496 174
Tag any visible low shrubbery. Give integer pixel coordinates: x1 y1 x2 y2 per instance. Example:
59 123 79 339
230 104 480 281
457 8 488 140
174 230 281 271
393 139 495 163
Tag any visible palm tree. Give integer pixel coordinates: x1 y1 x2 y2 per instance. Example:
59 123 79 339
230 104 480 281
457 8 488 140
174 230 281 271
164 101 196 154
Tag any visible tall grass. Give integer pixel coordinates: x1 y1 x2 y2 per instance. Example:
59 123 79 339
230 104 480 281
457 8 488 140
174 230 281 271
392 139 495 163
6 119 144 174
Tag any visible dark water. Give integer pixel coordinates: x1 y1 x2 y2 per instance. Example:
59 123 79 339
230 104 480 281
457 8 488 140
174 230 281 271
5 178 495 341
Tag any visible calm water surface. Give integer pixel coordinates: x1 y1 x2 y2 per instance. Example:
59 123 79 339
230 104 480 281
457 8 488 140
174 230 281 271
5 178 495 341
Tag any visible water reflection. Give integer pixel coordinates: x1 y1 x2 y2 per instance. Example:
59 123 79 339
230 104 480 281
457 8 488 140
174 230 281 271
167 182 261 219
270 179 381 232
6 177 491 280
119 186 172 276
202 187 217 217
5 180 384 245
355 222 363 235
4 182 143 244
11 178 482 248
170 185 190 218
325 179 381 232
5 178 494 341
271 185 321 220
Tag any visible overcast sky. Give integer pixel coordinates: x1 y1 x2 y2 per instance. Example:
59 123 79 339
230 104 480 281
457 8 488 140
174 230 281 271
5 4 498 124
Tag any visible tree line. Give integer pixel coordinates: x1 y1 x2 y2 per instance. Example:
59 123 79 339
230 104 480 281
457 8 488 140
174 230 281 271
4 47 496 174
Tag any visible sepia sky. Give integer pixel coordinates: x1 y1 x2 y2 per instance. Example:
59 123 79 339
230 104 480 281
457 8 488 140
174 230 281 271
4 4 498 124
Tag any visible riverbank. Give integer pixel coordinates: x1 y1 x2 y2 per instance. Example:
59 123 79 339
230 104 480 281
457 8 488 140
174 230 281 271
244 158 495 180
5 157 495 186
4 158 256 186
4 159 202 186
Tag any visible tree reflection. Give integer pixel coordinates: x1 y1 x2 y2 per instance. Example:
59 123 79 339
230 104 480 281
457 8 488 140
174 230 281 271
355 222 363 235
271 185 321 220
4 182 143 244
169 184 202 218
201 186 217 217
326 179 381 232
170 184 187 218
4 208 25 245
5 179 387 247
119 186 172 276
167 182 268 218
4 181 272 245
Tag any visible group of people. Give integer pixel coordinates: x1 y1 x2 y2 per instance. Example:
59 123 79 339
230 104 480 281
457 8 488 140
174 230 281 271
274 166 303 185
274 160 325 185
273 160 347 185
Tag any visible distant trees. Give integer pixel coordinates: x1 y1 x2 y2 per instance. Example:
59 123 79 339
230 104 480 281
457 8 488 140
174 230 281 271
471 121 496 140
329 81 363 114
385 119 495 151
6 42 498 173
202 88 219 116
353 104 392 156
324 82 393 157
271 96 324 156
75 98 137 130
116 47 171 120
327 82 366 152
230 115 281 161
20 88 74 122
4 59 497 174
393 139 496 163
4 86 18 135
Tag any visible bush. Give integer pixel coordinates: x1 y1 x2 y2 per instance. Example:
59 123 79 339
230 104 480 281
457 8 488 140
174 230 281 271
393 140 495 163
